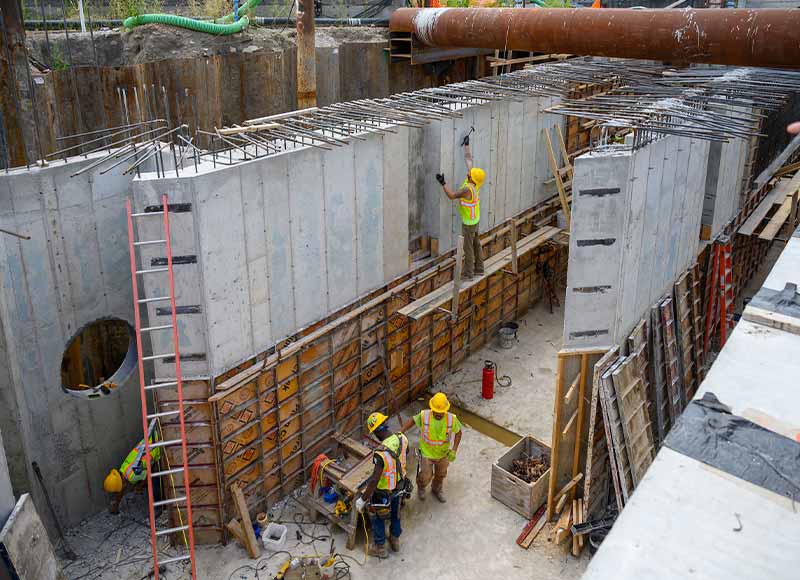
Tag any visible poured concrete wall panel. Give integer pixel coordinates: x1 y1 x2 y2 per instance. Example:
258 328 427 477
263 154 297 342
382 127 410 281
354 137 385 294
324 143 358 311
289 148 329 328
564 149 632 348
0 157 142 528
506 100 525 220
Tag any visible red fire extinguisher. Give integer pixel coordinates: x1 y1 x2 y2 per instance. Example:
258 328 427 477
482 360 495 400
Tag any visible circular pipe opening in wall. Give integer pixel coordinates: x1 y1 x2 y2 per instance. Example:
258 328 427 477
60 318 137 399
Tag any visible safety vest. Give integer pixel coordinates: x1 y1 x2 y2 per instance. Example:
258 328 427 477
459 180 481 226
120 437 161 484
376 433 408 491
421 410 454 448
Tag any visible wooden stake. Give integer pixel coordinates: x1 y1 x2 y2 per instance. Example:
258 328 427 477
543 127 571 230
509 218 519 275
451 235 464 323
231 485 261 559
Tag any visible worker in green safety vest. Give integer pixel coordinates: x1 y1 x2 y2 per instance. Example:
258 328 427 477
435 135 486 281
103 420 161 514
400 392 462 503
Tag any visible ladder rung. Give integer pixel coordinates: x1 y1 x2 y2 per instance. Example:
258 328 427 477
154 495 187 508
147 410 181 420
141 324 174 332
134 239 167 246
152 467 184 478
150 438 183 449
156 525 189 537
138 296 170 304
131 211 164 217
145 381 179 391
142 352 176 361
136 267 169 275
160 555 192 565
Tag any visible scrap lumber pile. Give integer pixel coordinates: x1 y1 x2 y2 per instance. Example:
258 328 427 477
511 456 549 483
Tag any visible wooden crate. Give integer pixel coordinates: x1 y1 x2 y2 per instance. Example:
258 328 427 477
491 436 551 519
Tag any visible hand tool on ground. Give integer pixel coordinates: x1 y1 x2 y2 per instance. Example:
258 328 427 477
570 514 617 537
31 461 78 560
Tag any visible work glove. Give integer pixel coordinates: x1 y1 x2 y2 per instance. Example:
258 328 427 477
436 173 446 186
447 450 457 462
461 134 470 147
355 497 366 513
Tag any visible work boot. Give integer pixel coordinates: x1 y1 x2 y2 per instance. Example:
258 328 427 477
389 535 400 553
417 486 426 501
369 543 388 559
433 489 447 503
461 274 474 282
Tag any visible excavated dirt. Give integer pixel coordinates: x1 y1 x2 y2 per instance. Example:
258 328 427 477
27 24 388 68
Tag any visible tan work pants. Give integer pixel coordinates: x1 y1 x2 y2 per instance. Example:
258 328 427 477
417 455 450 493
462 222 484 278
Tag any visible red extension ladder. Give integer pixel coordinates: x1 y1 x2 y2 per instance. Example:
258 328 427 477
703 236 734 356
126 194 197 580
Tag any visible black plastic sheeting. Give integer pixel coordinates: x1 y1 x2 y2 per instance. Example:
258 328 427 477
665 393 800 503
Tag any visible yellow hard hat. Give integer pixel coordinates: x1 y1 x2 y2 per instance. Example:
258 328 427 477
469 167 486 187
366 412 388 434
103 469 123 493
429 392 450 413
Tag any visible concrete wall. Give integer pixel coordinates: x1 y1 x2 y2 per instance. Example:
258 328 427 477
0 155 143 527
564 133 711 348
132 128 413 377
422 96 562 253
702 133 749 238
0 428 14 526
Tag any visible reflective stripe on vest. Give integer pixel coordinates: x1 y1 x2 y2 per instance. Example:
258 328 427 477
459 182 480 223
376 434 408 491
421 410 454 447
377 451 397 491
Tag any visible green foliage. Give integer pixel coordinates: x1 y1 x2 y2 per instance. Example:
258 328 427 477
445 0 471 6
540 0 571 6
50 46 70 71
108 0 163 19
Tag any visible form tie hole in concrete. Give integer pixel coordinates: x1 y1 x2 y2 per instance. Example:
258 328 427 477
60 318 137 399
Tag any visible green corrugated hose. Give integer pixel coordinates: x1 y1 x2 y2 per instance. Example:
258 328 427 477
123 0 263 34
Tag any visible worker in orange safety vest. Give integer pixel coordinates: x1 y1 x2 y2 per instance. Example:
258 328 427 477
355 412 410 558
400 392 462 503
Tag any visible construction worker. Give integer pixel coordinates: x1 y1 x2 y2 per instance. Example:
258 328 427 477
103 420 161 513
355 412 410 558
400 392 462 503
436 135 486 281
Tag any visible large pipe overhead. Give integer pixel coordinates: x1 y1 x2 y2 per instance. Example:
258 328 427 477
390 8 800 69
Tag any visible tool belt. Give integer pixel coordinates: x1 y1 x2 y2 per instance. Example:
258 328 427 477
369 477 413 520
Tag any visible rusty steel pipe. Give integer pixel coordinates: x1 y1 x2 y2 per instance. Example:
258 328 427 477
390 8 800 69
297 0 317 109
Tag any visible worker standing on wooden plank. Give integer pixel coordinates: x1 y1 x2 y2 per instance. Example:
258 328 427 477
400 392 462 503
355 412 411 558
436 136 486 281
